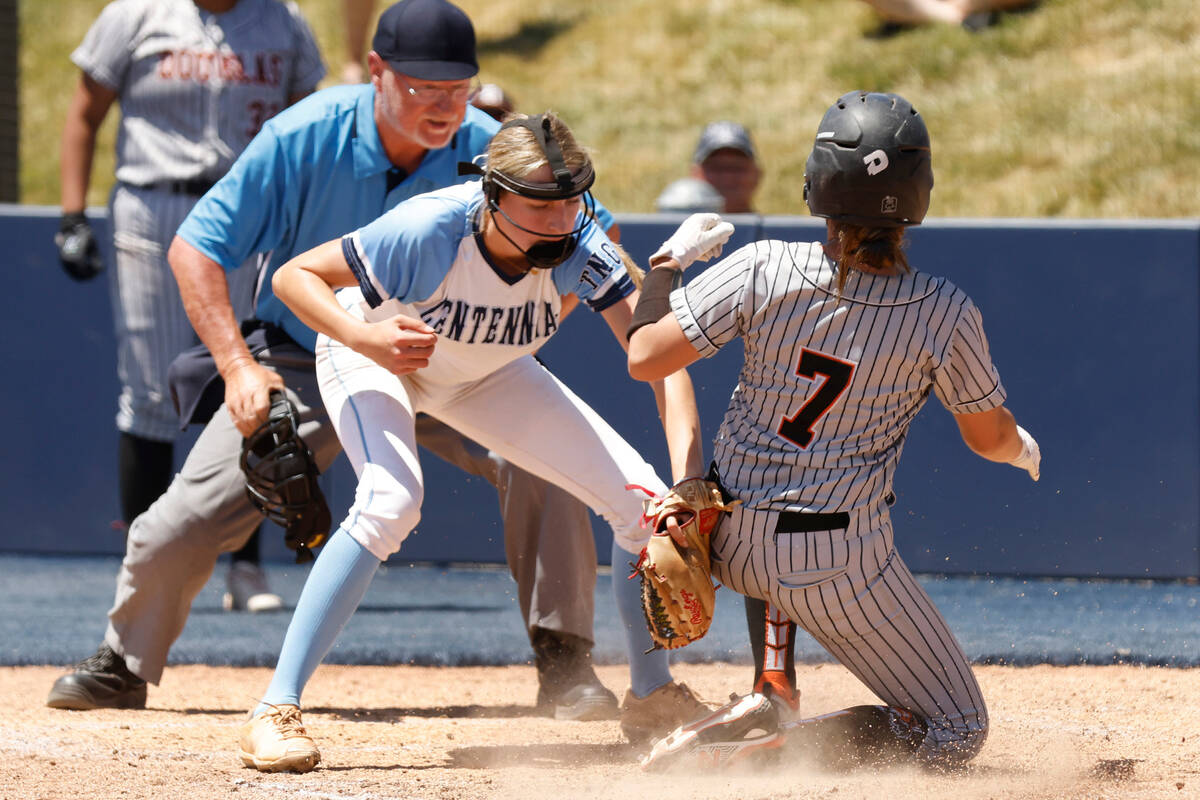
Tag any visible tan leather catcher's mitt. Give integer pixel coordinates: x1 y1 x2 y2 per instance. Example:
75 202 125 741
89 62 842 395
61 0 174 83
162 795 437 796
633 478 738 650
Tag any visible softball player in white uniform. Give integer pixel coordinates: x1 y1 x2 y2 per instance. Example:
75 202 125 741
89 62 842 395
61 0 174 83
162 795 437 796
236 114 712 772
59 0 324 524
629 92 1041 770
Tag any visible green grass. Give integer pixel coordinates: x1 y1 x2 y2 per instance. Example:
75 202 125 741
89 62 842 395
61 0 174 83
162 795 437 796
19 0 1199 217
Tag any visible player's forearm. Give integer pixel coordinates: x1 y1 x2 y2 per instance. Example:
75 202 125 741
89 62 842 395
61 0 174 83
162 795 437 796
59 105 98 214
651 369 704 481
60 74 116 213
955 405 1022 462
272 261 367 348
167 236 253 376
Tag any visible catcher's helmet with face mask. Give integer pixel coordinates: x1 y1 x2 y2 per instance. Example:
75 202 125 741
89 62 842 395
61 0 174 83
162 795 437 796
804 91 933 228
460 113 596 269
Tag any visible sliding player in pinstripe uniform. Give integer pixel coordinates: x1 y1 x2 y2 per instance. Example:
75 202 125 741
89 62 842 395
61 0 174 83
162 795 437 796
628 91 1040 770
57 0 324 605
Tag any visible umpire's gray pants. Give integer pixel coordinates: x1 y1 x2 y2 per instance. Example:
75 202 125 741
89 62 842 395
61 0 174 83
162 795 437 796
712 504 988 766
106 340 596 684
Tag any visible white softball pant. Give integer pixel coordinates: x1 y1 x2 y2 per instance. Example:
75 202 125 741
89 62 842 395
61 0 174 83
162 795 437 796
316 334 666 560
712 504 988 765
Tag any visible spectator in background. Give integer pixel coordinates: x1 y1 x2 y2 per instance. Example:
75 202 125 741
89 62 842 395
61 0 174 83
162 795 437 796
654 177 724 214
471 82 516 121
341 0 377 82
859 0 1037 32
55 0 325 611
690 121 762 214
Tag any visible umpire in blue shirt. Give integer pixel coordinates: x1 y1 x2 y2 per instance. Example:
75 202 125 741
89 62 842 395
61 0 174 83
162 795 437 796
47 0 620 722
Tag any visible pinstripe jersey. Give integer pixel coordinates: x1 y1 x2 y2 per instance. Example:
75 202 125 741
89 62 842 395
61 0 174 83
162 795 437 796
71 0 324 188
671 239 1006 517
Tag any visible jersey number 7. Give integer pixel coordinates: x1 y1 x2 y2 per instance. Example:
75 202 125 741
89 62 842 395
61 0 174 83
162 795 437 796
777 348 857 449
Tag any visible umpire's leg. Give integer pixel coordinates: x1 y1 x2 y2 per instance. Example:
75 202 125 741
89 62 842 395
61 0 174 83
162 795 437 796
411 414 615 719
411 415 596 643
105 357 341 684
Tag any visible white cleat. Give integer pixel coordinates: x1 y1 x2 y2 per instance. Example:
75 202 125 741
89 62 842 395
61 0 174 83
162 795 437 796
239 704 321 773
640 692 783 772
224 562 283 612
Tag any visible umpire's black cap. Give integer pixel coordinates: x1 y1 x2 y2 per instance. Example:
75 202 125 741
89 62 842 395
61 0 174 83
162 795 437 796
372 0 479 81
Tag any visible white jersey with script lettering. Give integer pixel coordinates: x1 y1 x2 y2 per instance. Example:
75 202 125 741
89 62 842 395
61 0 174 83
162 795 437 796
340 181 633 387
317 181 664 559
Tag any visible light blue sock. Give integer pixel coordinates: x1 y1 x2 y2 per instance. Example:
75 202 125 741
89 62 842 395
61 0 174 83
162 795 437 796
255 529 380 714
611 539 672 698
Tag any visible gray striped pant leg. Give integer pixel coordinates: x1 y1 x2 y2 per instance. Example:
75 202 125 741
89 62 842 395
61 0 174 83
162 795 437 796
107 186 201 443
771 526 988 765
107 185 258 443
712 508 987 766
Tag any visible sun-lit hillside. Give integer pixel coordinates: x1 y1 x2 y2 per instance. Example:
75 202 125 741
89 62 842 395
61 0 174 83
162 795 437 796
20 0 1198 217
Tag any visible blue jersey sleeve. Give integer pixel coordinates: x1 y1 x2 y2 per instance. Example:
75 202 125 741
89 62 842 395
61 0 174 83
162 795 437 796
176 127 297 271
342 193 467 307
553 219 634 312
591 196 616 233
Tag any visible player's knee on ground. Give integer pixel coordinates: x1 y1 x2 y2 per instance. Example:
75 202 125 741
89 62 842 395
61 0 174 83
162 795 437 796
787 704 987 770
920 708 988 768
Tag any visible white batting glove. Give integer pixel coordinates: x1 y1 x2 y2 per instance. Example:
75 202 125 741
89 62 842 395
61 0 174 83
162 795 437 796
651 213 735 270
1008 426 1040 481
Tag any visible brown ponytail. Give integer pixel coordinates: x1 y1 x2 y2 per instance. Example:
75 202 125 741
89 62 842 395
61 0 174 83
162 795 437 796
827 223 910 296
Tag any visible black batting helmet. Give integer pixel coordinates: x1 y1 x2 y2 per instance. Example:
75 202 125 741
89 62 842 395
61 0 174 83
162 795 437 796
804 91 933 228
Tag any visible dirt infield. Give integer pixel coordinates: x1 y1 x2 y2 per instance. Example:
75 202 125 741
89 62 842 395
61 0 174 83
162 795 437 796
4 663 1197 799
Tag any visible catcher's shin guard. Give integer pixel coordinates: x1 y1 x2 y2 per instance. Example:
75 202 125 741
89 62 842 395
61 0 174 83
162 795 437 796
640 692 783 772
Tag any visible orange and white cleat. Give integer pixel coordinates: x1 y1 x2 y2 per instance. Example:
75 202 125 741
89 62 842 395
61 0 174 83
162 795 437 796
755 669 801 719
639 692 783 772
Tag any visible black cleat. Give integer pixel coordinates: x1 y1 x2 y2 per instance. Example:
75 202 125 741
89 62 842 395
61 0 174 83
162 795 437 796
46 643 148 710
538 672 620 721
532 628 619 721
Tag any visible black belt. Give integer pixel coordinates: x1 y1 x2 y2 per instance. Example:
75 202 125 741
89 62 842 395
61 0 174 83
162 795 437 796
775 510 850 533
144 179 216 196
706 461 862 535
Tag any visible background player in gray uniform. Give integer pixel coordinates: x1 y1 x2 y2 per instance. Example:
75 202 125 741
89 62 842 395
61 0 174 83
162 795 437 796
55 0 325 608
628 91 1041 769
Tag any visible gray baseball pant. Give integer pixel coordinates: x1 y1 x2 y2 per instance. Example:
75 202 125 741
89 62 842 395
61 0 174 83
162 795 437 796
107 183 257 442
712 504 988 766
105 338 597 684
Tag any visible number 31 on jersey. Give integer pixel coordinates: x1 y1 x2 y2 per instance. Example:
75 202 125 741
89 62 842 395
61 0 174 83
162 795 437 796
777 348 857 449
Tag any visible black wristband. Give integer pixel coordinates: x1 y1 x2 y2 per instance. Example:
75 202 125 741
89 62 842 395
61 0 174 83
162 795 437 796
60 211 88 232
626 267 682 340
